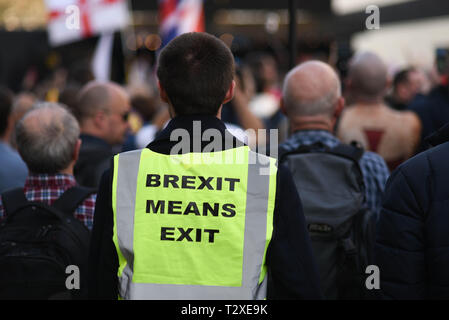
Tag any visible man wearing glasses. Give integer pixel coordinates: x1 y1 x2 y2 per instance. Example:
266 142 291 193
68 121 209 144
74 81 131 189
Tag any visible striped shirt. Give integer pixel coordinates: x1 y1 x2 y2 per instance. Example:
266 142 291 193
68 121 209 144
280 130 390 216
0 173 96 230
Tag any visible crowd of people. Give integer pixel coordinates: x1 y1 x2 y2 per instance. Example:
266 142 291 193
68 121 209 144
0 30 449 300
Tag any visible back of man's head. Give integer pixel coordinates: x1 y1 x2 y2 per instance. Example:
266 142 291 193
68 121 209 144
0 87 13 138
9 92 36 148
282 60 341 119
393 68 414 90
16 102 80 174
12 92 36 118
157 32 235 116
347 52 388 103
76 81 112 124
76 81 130 145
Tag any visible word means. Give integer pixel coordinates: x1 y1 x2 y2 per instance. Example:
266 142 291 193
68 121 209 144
147 200 236 217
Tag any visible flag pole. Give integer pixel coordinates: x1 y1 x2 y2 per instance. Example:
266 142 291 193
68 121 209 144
288 0 297 70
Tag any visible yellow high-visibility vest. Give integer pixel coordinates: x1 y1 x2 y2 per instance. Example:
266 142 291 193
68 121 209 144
112 146 277 299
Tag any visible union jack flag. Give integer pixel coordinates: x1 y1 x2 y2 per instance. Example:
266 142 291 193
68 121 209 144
159 0 205 47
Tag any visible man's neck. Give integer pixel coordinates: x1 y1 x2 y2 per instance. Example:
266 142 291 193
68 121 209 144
0 130 11 144
289 116 334 133
392 92 407 105
80 120 109 144
59 164 74 176
80 128 109 145
351 94 385 106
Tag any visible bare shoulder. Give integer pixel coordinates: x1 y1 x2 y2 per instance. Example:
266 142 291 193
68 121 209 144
401 110 422 131
338 105 360 125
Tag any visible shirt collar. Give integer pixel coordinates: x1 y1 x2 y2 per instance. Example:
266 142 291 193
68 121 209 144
290 129 339 143
80 134 111 148
148 114 228 148
24 173 77 189
280 129 338 151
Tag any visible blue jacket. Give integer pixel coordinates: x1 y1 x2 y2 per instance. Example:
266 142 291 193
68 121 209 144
374 122 449 299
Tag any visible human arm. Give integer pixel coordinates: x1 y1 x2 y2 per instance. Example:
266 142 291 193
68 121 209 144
87 169 119 299
374 159 427 299
231 77 265 134
267 164 323 300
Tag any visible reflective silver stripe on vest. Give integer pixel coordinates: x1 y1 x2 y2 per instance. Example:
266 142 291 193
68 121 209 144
114 149 273 300
115 150 142 300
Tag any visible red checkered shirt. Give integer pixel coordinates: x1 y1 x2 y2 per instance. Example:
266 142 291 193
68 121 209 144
0 173 96 230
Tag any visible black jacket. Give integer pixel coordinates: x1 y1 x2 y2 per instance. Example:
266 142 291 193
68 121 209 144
74 134 114 189
409 85 449 151
374 122 449 299
87 115 323 300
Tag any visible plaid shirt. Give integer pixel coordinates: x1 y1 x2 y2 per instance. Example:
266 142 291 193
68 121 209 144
280 130 390 216
0 173 96 230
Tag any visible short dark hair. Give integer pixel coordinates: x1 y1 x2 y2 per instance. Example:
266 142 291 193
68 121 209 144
157 32 235 115
393 68 415 89
0 87 13 137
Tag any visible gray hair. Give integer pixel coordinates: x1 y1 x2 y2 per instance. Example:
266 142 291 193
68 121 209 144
16 102 80 174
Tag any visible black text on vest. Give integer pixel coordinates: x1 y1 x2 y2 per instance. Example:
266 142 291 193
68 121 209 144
161 227 220 243
146 200 236 218
146 174 240 192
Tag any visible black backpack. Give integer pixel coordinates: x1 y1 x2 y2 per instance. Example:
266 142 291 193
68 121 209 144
280 142 376 300
0 186 95 300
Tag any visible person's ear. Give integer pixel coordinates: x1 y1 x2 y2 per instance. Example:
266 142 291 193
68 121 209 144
93 110 107 129
73 138 82 162
280 98 287 116
5 113 15 136
345 75 357 94
158 80 169 103
334 96 345 119
223 80 236 105
216 105 223 119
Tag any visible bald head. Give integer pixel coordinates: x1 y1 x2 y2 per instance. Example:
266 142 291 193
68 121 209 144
77 81 128 124
283 61 341 118
76 81 131 145
12 92 36 117
9 92 37 146
347 52 388 102
16 102 80 174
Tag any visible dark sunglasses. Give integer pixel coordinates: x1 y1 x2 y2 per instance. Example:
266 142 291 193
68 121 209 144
122 112 130 122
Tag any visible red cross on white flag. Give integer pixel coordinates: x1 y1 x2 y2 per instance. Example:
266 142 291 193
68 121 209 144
45 0 130 46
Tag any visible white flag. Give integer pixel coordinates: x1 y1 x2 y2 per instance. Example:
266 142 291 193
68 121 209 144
91 32 114 81
45 0 130 46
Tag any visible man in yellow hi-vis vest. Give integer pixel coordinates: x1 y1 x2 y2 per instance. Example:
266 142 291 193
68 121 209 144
88 32 322 300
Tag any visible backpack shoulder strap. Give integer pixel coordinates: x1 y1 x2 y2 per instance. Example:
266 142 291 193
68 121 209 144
279 141 329 163
52 186 96 215
328 142 364 163
1 188 29 215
